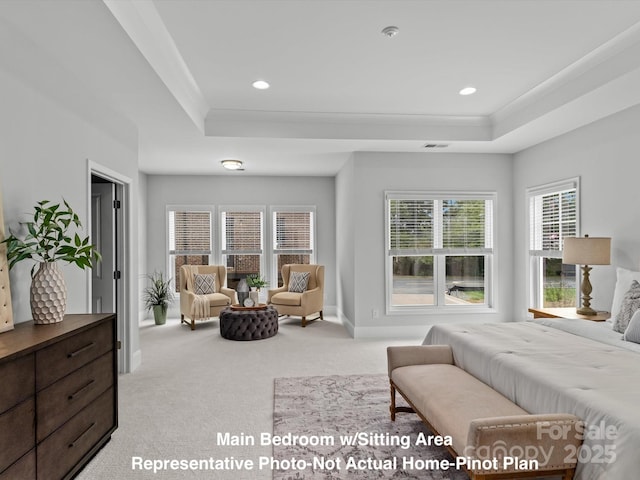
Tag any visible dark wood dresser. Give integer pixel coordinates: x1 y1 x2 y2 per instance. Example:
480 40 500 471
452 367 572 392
0 314 117 480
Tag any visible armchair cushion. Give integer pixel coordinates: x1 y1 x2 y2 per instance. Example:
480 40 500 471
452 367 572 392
270 292 302 306
194 273 216 294
288 271 310 293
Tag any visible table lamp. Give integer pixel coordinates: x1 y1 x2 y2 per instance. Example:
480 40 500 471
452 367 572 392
562 235 611 315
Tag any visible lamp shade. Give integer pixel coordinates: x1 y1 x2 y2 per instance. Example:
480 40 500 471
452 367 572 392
562 236 611 265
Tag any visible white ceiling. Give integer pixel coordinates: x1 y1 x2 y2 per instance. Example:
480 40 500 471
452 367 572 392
4 1 640 176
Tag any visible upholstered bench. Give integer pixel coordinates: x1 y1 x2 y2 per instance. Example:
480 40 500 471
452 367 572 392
387 345 583 480
219 306 279 341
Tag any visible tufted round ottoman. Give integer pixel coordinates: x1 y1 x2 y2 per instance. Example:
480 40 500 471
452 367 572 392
219 306 279 341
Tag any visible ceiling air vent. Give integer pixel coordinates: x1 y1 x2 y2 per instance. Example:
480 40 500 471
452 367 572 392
423 143 449 149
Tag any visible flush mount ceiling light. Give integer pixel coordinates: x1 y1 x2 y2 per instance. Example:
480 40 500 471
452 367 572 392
381 26 399 38
221 159 244 171
252 80 270 90
459 86 477 96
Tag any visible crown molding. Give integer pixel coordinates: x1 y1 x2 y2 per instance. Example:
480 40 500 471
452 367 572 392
103 0 208 133
205 109 491 142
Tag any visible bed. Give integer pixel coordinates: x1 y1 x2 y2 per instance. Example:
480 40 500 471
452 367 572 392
423 319 640 480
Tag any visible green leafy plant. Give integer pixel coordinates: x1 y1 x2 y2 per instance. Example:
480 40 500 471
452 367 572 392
246 273 268 289
143 271 174 312
2 199 101 275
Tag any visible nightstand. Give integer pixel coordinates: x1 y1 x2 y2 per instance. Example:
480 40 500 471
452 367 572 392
528 307 610 322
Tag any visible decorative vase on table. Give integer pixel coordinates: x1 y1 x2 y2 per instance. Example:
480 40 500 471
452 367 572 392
2 199 100 325
30 261 67 324
249 288 259 305
237 278 249 306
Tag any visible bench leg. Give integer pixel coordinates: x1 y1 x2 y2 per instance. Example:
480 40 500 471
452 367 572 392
390 381 396 421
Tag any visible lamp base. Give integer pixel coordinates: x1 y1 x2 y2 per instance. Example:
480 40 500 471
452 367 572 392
576 306 598 316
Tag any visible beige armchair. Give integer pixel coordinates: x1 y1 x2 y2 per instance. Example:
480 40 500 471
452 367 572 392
180 265 236 330
267 264 324 327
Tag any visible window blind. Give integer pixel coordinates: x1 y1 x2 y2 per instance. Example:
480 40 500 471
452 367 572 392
388 199 434 255
529 184 577 257
221 211 263 254
388 197 492 255
273 211 313 254
442 200 492 252
169 211 211 255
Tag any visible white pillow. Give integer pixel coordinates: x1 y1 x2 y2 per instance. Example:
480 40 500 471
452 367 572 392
610 267 640 320
623 309 640 344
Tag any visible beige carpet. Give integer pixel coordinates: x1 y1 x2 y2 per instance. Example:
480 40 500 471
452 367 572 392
76 315 422 480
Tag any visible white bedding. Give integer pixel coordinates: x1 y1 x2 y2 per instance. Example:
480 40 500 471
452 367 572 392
423 321 640 480
530 317 640 353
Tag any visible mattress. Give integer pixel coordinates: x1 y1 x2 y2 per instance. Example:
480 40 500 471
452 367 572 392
423 321 640 480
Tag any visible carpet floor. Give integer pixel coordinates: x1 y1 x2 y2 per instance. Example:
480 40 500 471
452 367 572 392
273 374 469 480
75 315 424 479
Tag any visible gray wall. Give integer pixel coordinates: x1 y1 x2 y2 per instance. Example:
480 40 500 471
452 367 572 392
513 104 640 319
145 175 337 310
337 152 514 338
0 65 142 370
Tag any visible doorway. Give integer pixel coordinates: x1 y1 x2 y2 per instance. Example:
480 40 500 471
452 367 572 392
90 169 129 373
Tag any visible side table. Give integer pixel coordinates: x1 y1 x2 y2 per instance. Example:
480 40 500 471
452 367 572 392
528 307 610 322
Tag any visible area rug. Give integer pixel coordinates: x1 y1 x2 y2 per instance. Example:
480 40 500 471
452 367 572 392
273 374 469 480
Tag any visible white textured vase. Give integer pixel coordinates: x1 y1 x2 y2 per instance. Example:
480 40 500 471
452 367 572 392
30 262 67 324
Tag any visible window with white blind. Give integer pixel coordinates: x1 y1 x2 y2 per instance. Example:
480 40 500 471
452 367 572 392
167 206 213 292
271 207 316 287
386 191 495 312
220 206 265 290
528 178 579 308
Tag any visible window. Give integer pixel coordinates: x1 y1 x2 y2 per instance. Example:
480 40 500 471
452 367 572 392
271 207 316 286
168 207 213 292
386 192 495 312
220 207 264 290
528 178 579 308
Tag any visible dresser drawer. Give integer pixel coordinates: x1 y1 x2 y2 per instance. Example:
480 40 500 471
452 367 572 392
0 398 35 473
36 320 113 390
0 354 34 415
37 388 115 480
36 351 114 443
0 450 35 480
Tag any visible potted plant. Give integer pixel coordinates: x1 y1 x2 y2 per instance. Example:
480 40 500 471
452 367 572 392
2 199 100 324
143 271 174 325
246 273 268 290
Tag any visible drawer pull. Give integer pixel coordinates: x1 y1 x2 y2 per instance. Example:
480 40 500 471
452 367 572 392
68 379 95 400
68 422 96 448
68 342 95 358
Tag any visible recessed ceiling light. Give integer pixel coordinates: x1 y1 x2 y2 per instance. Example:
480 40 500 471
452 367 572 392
221 159 244 170
381 26 399 38
252 80 270 90
459 86 477 96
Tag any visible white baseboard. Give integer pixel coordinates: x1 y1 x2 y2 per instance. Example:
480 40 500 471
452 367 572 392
334 308 429 340
353 324 430 341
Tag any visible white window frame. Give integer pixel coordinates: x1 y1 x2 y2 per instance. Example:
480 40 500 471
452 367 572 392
385 191 496 315
270 205 316 287
527 177 580 309
219 205 266 283
166 205 215 292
